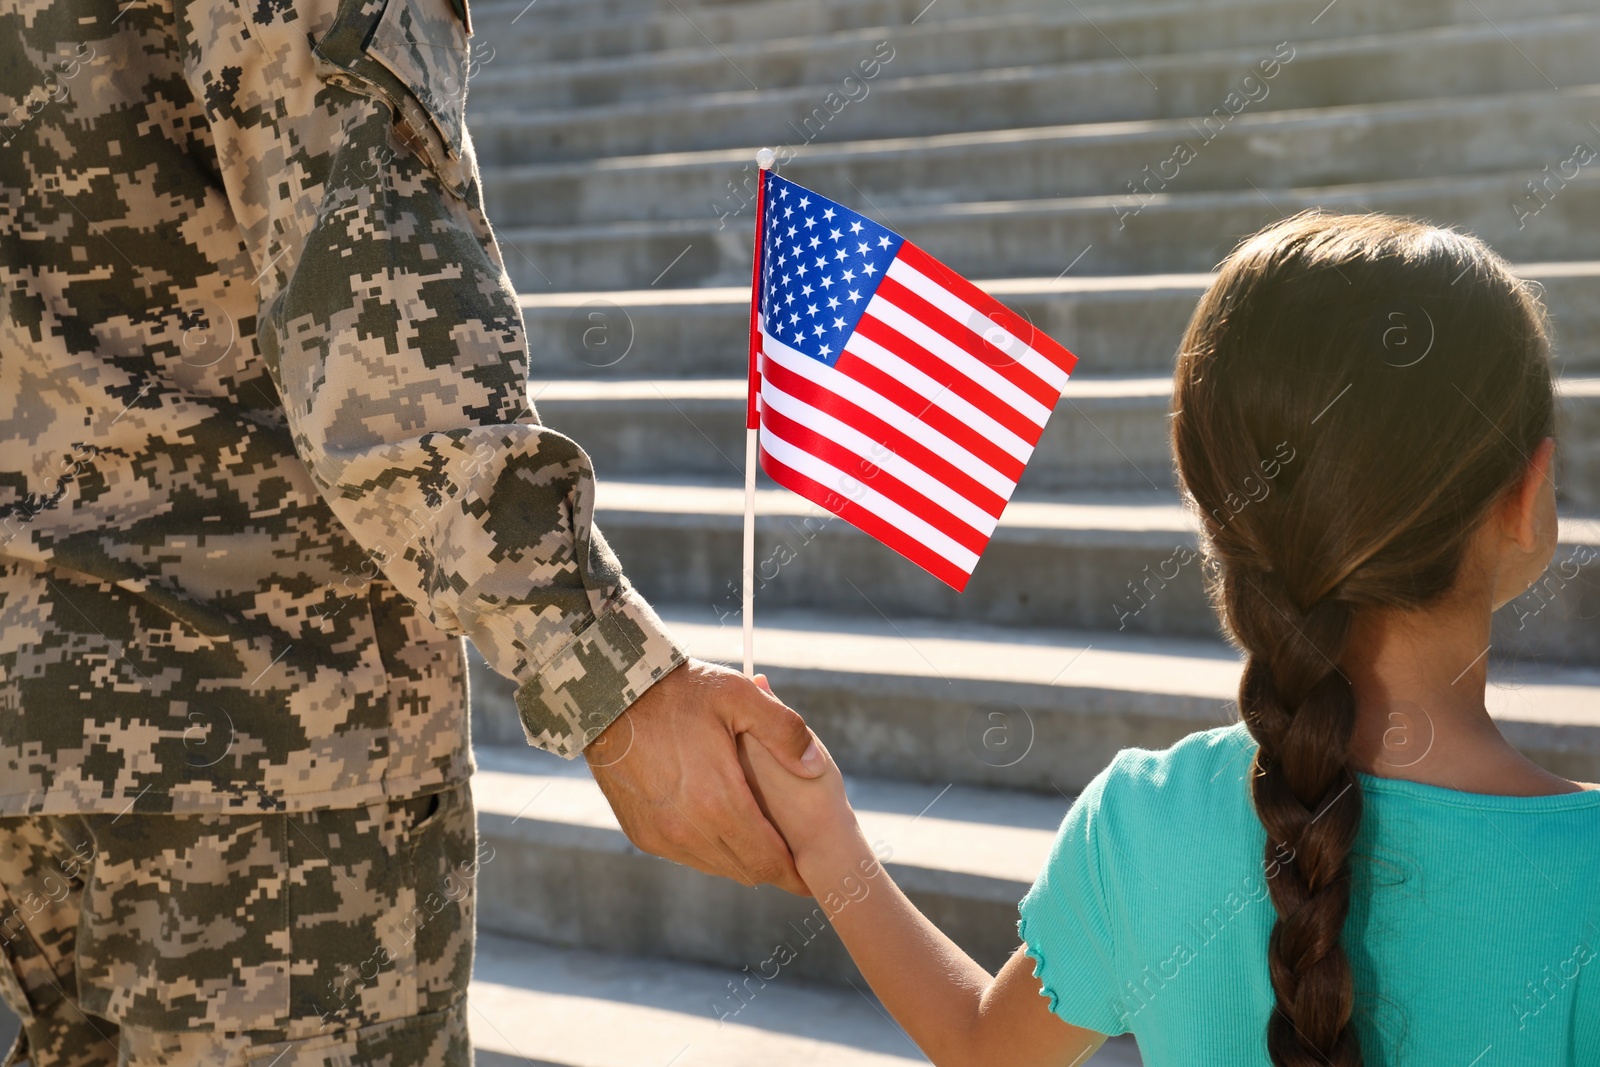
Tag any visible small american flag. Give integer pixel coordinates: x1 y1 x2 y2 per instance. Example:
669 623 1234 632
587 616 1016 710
747 171 1078 591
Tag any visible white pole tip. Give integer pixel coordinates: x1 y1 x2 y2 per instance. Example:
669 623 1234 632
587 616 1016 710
756 148 776 169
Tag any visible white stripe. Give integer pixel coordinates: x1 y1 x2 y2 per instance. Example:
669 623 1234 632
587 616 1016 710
866 296 1052 428
762 332 1018 496
837 331 1035 464
886 258 1070 392
760 378 999 538
759 431 980 574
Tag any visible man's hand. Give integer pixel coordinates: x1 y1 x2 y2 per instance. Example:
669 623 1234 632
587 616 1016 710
583 659 825 895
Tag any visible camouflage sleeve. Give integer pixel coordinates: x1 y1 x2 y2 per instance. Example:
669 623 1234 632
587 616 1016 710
184 0 686 756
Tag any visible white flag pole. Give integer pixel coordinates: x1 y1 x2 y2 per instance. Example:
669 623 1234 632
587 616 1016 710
742 428 757 678
743 148 776 678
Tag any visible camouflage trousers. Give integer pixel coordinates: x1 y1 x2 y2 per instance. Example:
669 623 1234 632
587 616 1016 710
0 782 480 1066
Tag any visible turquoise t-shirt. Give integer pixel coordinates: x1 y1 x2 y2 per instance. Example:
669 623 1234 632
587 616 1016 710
1017 722 1600 1065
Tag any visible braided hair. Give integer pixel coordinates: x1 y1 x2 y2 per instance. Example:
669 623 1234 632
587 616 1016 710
1170 212 1555 1065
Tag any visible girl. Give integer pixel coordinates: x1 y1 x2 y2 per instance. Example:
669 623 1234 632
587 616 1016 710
739 211 1600 1066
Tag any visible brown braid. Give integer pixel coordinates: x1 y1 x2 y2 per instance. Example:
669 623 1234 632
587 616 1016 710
1170 212 1555 1064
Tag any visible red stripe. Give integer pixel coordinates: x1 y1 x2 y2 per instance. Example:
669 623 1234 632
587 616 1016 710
759 406 989 556
761 357 1008 519
758 445 974 592
875 274 1058 410
854 313 1042 446
831 350 1026 482
896 241 1078 377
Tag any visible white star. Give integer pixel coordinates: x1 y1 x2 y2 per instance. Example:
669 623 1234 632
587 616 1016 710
819 275 833 289
827 296 840 310
815 256 828 269
849 221 863 234
804 215 817 230
856 243 869 256
790 312 800 325
832 317 846 329
799 196 810 209
861 262 877 277
847 289 862 303
822 207 835 220
794 262 807 277
807 303 819 317
878 236 893 249
781 273 792 287
818 343 831 357
813 324 826 338
841 269 855 282
784 292 795 305
787 225 798 238
801 283 813 296
835 249 848 262
779 185 789 199
783 206 793 218
809 236 821 250
830 228 842 241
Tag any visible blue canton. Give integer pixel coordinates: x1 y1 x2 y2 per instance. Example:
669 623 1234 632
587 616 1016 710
758 173 904 368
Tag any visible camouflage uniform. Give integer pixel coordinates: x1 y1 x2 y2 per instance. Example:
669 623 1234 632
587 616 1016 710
0 782 482 1065
0 0 687 1056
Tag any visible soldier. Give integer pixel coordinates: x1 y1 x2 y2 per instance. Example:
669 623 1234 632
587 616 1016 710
0 0 824 1062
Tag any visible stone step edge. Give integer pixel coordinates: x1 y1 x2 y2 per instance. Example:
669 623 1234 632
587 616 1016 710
480 84 1600 180
470 933 1149 1065
590 479 1600 547
466 12 1600 122
532 375 1600 402
464 0 1121 23
472 743 1069 902
646 605 1600 732
469 6 1175 82
468 0 1542 85
468 932 952 1066
515 262 1600 308
493 166 1600 242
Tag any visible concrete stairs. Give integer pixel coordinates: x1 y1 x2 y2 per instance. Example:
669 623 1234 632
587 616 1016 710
459 0 1600 1061
469 934 1145 1065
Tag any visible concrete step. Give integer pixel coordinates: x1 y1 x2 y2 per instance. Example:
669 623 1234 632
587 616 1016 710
524 273 1209 379
471 742 1074 989
533 376 1600 509
497 168 1600 291
471 0 1593 109
466 0 1225 43
468 934 1142 1066
467 0 1591 72
467 15 1600 163
462 0 1039 32
534 375 1174 496
580 479 1600 665
468 609 1600 792
470 935 922 1066
521 264 1600 380
484 87 1600 227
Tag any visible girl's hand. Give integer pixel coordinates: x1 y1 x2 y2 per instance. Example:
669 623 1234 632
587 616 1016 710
735 680 860 873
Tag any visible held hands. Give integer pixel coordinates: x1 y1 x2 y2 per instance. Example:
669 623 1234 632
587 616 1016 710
735 701 861 876
583 659 828 895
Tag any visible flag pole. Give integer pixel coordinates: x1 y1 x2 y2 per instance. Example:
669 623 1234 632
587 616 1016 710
743 147 775 678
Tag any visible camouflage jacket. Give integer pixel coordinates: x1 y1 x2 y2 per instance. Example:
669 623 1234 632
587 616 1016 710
0 0 686 814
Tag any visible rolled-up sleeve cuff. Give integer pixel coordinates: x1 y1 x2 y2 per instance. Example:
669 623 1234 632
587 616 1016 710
511 586 688 758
